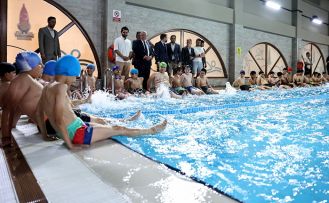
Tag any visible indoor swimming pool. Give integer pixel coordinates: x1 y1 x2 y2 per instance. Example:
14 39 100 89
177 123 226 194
81 86 329 203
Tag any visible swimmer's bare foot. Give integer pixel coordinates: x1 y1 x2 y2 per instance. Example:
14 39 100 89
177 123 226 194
125 110 141 122
150 120 167 134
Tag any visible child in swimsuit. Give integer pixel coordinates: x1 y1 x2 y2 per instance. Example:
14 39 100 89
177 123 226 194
125 68 145 96
36 55 167 150
181 65 204 95
196 68 218 94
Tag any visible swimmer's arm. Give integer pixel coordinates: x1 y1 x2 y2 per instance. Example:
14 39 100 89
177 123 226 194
55 87 74 149
35 90 48 139
206 78 212 88
196 78 201 88
139 77 144 89
71 91 92 107
147 74 155 91
124 78 131 90
1 80 24 138
256 77 261 85
232 79 239 87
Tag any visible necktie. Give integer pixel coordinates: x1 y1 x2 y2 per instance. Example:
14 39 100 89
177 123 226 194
144 41 149 56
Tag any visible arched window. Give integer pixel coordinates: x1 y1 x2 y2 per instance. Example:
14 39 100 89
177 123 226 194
302 43 326 74
243 42 288 77
149 29 227 78
7 0 100 77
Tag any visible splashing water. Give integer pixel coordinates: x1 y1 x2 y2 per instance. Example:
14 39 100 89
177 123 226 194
225 82 237 94
156 83 171 99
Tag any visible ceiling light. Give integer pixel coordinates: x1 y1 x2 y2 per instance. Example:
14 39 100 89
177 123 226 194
311 15 322 25
265 1 281 10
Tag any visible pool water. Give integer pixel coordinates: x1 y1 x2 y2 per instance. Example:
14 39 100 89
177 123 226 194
81 86 329 203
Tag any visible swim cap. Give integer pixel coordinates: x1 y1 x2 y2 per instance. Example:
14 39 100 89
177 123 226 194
159 62 167 68
287 67 293 72
0 62 16 76
112 65 120 72
43 60 56 76
130 68 139 75
55 55 81 76
86 64 95 70
240 70 245 74
15 51 41 73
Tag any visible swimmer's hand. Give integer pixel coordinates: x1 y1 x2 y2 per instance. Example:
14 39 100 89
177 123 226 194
69 144 90 150
44 136 59 141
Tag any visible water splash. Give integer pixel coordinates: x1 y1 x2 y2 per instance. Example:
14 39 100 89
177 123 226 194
156 83 171 99
225 82 237 94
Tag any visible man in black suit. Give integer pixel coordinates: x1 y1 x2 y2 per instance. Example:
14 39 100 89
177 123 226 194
154 33 169 72
38 16 61 64
132 31 153 89
167 35 181 77
181 39 195 68
132 31 141 67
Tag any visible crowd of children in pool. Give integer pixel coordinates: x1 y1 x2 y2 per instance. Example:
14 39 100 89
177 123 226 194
77 61 329 100
0 52 328 149
97 61 328 100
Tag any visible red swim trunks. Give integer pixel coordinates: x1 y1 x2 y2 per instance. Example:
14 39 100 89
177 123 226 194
72 123 93 144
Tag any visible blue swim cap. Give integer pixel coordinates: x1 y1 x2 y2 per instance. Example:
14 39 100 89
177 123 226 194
86 64 95 70
55 55 81 77
112 65 120 72
43 60 56 76
130 68 138 75
15 51 41 73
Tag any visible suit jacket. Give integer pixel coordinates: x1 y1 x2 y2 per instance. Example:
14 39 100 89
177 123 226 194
132 40 154 69
154 41 169 64
38 26 61 62
181 46 195 66
167 43 181 63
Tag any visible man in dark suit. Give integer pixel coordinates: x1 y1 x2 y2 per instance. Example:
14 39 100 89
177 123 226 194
132 31 153 89
154 33 169 72
38 16 61 64
181 39 195 68
131 31 141 68
167 35 181 76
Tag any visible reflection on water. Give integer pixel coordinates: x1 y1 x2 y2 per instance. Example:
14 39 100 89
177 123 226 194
82 86 329 202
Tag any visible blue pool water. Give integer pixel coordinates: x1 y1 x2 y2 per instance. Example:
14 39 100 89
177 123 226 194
81 87 329 203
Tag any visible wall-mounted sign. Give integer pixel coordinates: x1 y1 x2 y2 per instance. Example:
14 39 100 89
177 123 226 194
15 4 34 40
113 10 121 22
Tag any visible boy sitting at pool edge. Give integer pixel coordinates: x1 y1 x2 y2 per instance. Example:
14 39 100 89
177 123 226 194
36 55 167 150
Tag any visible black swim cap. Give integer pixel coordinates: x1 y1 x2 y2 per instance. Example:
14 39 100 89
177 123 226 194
0 62 16 76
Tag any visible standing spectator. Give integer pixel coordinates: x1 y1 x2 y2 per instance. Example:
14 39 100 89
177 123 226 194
200 40 207 68
167 35 181 77
38 16 61 64
132 31 153 89
181 39 195 68
132 31 141 67
326 56 329 74
132 31 141 51
154 33 169 72
192 38 205 77
114 26 133 79
304 52 312 77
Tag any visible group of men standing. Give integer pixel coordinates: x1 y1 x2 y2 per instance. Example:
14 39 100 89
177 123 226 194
113 26 207 90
